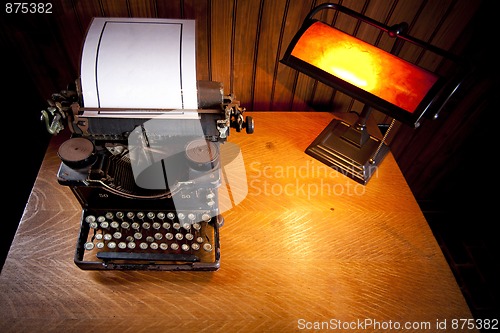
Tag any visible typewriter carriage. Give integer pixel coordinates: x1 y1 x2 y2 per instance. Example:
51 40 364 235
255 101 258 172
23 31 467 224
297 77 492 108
42 78 253 271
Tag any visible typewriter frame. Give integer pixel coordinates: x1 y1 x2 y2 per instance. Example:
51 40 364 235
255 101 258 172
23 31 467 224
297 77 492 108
44 79 253 271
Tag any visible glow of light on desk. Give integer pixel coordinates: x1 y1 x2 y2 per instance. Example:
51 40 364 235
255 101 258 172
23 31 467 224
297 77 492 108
290 21 439 113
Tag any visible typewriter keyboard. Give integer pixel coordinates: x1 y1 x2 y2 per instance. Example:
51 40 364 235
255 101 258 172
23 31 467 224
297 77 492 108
76 209 220 269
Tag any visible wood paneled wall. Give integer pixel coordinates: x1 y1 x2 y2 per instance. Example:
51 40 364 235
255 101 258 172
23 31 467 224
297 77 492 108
1 0 493 202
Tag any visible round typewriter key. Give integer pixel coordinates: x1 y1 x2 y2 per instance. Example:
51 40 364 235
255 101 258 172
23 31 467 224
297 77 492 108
121 221 130 229
127 242 136 249
157 212 165 220
196 237 204 243
185 233 194 241
160 243 168 250
150 242 158 250
191 243 200 251
97 216 106 223
136 212 145 219
173 222 181 230
103 233 112 241
139 242 148 250
57 137 96 168
177 213 185 220
165 233 173 240
193 223 201 231
203 243 213 252
107 241 116 249
147 212 155 219
188 213 196 221
113 232 122 239
116 211 124 219
183 223 191 231
85 215 96 223
166 212 175 220
134 232 142 240
126 236 134 242
89 222 98 229
175 233 184 241
170 243 179 250
142 222 150 230
105 212 114 219
127 212 135 219
100 221 109 229
152 222 161 230
96 242 105 249
162 222 171 230
110 221 119 229
95 233 103 240
154 233 163 240
84 242 95 250
118 242 127 249
201 214 211 222
146 236 154 243
131 222 140 230
181 244 190 251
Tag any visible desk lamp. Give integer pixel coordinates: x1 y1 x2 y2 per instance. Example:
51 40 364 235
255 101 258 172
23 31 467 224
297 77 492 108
281 3 463 184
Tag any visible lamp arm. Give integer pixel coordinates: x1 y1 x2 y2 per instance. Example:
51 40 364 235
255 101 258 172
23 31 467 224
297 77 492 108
306 3 460 62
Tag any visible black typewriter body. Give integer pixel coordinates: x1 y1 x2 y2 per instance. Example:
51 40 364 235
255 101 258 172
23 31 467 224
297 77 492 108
43 81 253 271
57 132 223 270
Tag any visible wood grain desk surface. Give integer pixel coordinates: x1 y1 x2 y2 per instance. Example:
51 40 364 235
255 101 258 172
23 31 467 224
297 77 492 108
0 112 475 332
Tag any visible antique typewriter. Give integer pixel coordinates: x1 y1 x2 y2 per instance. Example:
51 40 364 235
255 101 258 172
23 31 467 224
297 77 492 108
40 18 254 271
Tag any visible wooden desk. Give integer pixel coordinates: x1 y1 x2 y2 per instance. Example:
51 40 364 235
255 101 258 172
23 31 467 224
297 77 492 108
0 112 475 332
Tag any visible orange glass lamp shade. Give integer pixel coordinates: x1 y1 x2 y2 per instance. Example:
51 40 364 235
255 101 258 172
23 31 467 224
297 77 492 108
281 20 444 127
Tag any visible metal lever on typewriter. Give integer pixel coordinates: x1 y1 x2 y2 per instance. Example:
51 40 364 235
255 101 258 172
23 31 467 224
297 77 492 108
40 82 80 135
41 80 255 137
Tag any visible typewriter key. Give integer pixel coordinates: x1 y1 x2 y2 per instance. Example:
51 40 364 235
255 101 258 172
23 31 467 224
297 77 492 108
191 243 200 251
203 243 213 252
181 244 190 251
84 242 95 250
118 242 127 249
157 212 165 220
165 233 174 240
85 215 96 223
160 243 168 250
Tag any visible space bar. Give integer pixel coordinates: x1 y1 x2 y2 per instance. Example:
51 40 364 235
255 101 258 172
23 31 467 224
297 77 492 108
96 252 200 262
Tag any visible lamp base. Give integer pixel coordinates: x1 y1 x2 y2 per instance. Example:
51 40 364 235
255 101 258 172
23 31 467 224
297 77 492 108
305 119 390 185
